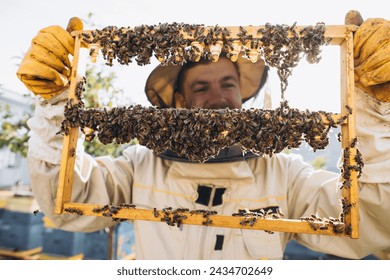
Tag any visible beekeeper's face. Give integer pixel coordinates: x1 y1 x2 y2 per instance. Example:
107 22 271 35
180 57 242 109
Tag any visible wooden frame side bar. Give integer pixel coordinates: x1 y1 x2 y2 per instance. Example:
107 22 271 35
340 27 359 238
54 34 83 214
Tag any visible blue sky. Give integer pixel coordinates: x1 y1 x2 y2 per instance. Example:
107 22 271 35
1 0 387 112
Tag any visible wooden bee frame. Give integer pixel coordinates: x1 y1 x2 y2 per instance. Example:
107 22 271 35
55 24 359 238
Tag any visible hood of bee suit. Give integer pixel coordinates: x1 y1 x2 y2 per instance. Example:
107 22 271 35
144 54 269 108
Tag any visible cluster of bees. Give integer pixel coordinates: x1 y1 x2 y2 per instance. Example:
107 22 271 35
339 145 364 189
60 96 343 163
157 207 217 228
232 208 286 234
64 22 333 163
91 203 135 222
64 207 84 216
297 195 357 235
159 207 189 227
300 213 350 235
82 22 327 96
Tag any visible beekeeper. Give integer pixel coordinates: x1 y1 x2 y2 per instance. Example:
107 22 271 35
16 14 390 259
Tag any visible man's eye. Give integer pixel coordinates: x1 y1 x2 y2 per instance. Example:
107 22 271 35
222 83 236 88
193 87 207 93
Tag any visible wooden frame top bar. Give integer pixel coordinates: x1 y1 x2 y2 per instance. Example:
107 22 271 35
72 25 358 45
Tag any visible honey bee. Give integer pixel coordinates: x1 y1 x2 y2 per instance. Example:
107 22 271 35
112 217 127 222
64 207 84 216
332 223 345 234
175 207 189 213
153 208 159 218
119 203 136 209
249 217 257 227
202 218 213 226
310 214 322 221
69 148 75 157
345 224 352 235
232 212 244 217
319 224 329 230
350 137 358 148
92 207 103 213
309 222 319 231
345 105 353 115
109 205 120 214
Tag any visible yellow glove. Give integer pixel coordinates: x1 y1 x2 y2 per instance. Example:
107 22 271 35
16 17 84 99
352 13 390 102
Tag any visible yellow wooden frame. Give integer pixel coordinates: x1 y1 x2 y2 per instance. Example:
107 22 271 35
55 24 359 238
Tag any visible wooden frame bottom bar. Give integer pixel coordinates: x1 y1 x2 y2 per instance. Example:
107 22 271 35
63 202 349 237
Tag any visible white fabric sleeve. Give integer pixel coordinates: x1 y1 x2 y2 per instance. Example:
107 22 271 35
287 90 390 259
355 88 390 183
27 90 133 232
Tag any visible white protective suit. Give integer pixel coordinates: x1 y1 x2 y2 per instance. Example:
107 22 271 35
27 87 390 259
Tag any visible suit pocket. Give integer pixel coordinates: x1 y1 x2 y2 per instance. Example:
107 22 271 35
240 229 283 259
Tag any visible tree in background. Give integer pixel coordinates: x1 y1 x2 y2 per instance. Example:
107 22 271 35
0 101 30 158
0 61 134 158
82 62 135 157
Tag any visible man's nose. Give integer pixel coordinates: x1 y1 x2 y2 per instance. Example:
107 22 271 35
207 84 225 101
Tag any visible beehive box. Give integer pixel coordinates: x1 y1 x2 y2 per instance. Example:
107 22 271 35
0 220 44 251
2 209 43 225
42 228 85 256
0 200 44 251
83 222 135 260
112 222 135 259
43 217 135 259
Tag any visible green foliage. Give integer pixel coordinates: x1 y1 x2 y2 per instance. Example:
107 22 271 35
82 63 133 157
0 103 30 157
311 156 327 170
84 65 124 108
0 62 133 158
